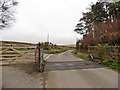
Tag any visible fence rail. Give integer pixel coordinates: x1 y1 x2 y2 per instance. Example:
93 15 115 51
0 46 36 61
0 44 45 72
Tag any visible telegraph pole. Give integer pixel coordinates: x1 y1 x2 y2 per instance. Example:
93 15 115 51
47 33 49 43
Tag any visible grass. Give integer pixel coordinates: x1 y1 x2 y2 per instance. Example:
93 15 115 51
16 48 28 51
44 47 72 54
103 59 120 72
44 48 67 54
72 50 89 60
72 50 120 72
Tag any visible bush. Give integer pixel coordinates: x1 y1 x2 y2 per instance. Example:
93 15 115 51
97 44 110 60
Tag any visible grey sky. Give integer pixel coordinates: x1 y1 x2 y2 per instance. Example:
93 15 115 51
1 0 98 45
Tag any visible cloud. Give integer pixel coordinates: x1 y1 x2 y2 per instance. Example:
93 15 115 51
1 0 98 44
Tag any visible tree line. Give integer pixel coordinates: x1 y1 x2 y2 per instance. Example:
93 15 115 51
74 1 120 49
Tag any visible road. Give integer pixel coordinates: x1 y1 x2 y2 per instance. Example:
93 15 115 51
2 50 118 88
44 50 118 88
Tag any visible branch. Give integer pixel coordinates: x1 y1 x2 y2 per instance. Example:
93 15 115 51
0 0 18 29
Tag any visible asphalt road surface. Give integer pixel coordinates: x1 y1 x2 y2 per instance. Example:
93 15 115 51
45 50 118 88
2 50 118 88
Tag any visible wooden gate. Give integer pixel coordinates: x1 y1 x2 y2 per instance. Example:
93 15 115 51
0 45 36 63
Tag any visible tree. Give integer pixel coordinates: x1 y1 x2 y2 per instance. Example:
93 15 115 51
74 22 84 34
74 11 94 35
108 1 120 22
91 2 108 23
0 0 18 30
74 1 120 47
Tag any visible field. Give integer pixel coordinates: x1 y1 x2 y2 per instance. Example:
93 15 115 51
1 41 75 54
0 41 36 47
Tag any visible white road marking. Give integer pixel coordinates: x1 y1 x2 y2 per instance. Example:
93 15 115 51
55 64 61 66
44 54 53 60
58 50 69 55
68 64 74 66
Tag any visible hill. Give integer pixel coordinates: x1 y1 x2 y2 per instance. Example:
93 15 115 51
0 41 36 47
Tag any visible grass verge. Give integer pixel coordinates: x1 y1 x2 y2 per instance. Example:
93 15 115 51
72 50 120 72
72 50 89 60
44 48 71 54
103 59 120 72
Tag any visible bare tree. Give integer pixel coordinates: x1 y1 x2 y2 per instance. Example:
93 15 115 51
0 0 18 30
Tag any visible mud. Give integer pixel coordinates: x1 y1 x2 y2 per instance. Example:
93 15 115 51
2 50 48 88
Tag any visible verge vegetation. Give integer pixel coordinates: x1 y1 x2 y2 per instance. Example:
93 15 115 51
72 50 89 60
72 49 120 72
41 42 74 54
44 46 73 54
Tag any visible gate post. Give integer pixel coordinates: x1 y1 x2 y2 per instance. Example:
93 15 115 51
35 42 45 72
38 42 41 64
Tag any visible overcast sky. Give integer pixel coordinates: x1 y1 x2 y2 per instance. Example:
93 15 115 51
1 0 98 45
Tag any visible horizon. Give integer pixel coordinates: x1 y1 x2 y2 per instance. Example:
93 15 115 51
0 40 76 45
